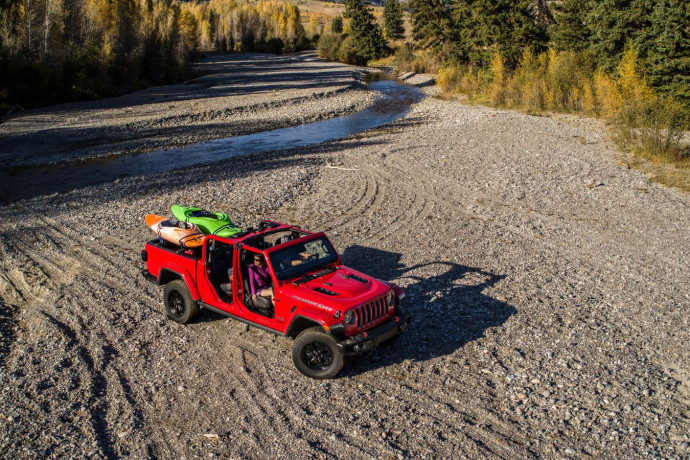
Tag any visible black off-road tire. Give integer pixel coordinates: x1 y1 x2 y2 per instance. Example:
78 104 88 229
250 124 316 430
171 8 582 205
164 280 199 324
292 327 344 379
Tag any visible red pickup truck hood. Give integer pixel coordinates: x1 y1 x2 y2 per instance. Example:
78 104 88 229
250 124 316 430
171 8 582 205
279 266 390 311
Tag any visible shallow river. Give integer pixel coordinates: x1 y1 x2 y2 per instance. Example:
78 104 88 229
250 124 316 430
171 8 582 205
1 80 423 202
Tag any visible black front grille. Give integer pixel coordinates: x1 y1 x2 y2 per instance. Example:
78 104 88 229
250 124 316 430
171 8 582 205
354 296 389 329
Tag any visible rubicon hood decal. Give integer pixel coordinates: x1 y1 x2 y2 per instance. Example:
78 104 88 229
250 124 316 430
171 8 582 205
290 295 334 312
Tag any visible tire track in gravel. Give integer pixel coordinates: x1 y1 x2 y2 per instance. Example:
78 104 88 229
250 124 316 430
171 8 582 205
211 336 321 456
52 281 161 458
40 312 120 459
0 224 82 304
206 321 522 458
321 164 381 233
25 216 162 309
200 328 383 458
352 372 527 457
317 153 440 243
371 155 438 241
0 215 164 458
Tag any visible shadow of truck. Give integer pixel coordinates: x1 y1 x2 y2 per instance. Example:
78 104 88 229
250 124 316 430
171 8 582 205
340 245 517 375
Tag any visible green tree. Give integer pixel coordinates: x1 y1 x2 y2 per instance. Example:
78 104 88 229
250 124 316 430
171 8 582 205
330 15 343 33
409 0 450 51
344 0 389 63
549 0 591 52
645 0 690 106
451 0 548 69
383 0 404 41
585 0 654 72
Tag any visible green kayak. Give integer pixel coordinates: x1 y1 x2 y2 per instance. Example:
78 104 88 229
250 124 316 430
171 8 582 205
171 205 242 238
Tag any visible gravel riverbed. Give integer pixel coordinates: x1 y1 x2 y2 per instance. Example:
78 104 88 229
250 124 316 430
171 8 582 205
0 52 688 459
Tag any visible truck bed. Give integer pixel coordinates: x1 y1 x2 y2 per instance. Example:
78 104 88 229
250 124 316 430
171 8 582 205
145 238 201 260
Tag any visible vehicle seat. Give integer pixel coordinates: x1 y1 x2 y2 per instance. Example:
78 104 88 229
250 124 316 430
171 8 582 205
219 280 232 296
275 235 291 246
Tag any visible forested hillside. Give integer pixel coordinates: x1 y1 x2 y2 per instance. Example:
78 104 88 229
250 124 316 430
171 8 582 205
0 0 307 110
317 0 689 162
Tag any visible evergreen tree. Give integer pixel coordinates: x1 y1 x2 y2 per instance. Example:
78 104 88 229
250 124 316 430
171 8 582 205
646 0 690 105
452 0 548 68
383 0 404 41
344 0 389 63
331 15 343 34
409 0 450 51
549 0 591 52
585 0 654 72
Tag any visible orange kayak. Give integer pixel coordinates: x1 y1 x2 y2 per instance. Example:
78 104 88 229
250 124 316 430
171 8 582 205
145 214 205 248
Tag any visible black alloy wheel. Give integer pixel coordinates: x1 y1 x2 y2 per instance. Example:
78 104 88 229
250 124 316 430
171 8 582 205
163 280 199 324
168 290 185 317
293 327 344 379
301 342 334 371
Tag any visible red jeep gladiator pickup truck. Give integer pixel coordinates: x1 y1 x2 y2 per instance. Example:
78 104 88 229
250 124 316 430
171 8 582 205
141 220 411 379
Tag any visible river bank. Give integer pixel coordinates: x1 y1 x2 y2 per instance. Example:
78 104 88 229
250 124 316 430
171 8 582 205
0 52 374 170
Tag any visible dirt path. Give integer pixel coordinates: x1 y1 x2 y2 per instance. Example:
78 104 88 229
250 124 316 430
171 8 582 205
0 53 688 459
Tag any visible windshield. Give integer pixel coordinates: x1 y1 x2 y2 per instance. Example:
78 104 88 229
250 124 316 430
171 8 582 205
269 236 338 281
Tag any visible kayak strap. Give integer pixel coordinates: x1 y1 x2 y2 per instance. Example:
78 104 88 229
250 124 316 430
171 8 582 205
178 232 205 248
156 225 165 243
213 223 239 235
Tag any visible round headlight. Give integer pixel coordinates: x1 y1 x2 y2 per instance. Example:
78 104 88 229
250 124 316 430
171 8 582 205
344 310 356 325
386 291 395 307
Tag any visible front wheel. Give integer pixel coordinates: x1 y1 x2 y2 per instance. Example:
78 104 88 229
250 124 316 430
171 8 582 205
292 327 344 379
164 280 199 324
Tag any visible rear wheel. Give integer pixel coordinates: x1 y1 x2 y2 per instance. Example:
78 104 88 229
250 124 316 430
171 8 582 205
292 327 344 379
164 280 199 324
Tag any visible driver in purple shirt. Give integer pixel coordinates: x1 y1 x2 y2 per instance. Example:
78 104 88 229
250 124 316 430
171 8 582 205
248 253 273 305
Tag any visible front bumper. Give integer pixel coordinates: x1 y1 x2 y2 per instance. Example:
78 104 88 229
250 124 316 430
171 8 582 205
337 311 412 355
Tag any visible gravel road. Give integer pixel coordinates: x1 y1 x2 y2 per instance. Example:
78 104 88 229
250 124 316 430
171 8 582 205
0 52 688 459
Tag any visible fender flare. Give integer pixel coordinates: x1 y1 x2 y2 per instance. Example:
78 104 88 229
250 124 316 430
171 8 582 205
158 267 200 300
285 314 330 338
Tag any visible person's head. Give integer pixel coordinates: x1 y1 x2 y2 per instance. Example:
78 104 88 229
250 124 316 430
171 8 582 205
253 253 265 265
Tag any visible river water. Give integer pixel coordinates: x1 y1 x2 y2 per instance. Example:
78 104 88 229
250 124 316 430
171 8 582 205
1 80 423 202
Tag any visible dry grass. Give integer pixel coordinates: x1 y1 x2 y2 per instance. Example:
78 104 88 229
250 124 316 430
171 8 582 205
434 47 690 190
622 154 690 193
287 0 345 18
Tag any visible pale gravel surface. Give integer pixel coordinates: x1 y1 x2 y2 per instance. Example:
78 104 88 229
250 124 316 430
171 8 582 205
0 52 689 459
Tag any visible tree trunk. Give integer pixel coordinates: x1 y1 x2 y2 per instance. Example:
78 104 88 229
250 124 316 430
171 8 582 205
43 0 50 57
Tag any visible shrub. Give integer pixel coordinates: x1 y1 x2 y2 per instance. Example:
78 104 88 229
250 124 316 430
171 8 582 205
336 35 366 66
614 95 688 162
317 33 343 61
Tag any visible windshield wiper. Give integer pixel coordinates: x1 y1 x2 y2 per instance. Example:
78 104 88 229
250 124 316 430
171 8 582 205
292 266 336 285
